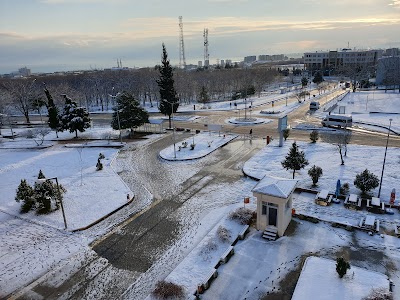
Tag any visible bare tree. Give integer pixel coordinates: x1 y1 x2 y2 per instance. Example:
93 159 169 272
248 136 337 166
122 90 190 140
321 130 352 165
0 78 41 123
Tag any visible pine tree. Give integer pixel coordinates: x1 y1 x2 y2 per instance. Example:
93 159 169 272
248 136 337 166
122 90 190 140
308 165 323 186
281 142 309 179
354 169 379 194
157 43 179 128
111 91 149 134
33 179 66 214
43 84 62 138
15 179 35 213
301 77 308 88
336 257 350 278
313 71 324 84
199 85 209 104
38 169 45 179
60 95 91 138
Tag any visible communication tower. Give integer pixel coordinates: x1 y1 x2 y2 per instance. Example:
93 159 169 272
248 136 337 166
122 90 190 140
179 16 186 69
203 28 209 67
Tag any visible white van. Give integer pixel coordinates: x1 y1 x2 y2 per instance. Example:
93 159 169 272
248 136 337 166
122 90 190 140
321 114 352 128
309 101 320 110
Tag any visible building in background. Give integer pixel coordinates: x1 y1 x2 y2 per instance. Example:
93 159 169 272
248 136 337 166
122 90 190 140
303 49 383 73
376 56 400 86
244 56 257 63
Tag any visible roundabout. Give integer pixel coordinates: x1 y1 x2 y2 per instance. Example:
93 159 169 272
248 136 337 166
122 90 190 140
227 117 271 125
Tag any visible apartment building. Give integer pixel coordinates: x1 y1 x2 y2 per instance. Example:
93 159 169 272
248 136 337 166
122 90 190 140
303 49 383 71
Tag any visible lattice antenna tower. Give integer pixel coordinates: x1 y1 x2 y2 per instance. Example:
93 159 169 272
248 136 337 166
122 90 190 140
203 28 209 67
178 16 186 69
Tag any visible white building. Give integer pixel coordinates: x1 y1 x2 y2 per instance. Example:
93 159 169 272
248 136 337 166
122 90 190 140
303 49 382 71
252 176 297 238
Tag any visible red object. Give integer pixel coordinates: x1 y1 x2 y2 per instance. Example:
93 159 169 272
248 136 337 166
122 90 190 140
390 188 396 206
244 197 250 204
292 208 296 216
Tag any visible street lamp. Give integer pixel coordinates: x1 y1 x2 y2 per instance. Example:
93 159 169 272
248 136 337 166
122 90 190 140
36 177 67 229
162 99 178 159
378 118 393 198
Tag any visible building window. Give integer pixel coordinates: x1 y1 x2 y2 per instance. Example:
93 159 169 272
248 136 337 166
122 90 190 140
262 203 267 215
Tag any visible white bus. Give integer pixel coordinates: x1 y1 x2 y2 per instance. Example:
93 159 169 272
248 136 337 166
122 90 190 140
321 114 352 128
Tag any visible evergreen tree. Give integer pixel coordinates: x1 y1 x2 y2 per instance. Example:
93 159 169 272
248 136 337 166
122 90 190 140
354 169 379 194
38 169 45 179
336 257 350 278
157 43 179 128
199 85 209 104
111 91 149 134
33 179 66 214
15 179 35 213
60 95 91 138
308 165 323 186
43 84 62 138
301 77 308 88
281 142 309 179
312 71 324 84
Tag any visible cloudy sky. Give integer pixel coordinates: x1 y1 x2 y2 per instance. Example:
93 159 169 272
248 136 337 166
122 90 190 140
1 0 399 73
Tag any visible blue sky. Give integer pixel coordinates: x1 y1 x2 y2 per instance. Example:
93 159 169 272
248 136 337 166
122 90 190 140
1 0 399 73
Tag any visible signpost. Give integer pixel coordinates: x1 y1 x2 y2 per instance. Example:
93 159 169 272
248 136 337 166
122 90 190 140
278 115 288 147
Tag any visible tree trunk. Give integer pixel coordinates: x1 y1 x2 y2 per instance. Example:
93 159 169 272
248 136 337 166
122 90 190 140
168 115 172 129
75 130 78 138
339 147 344 165
292 169 295 179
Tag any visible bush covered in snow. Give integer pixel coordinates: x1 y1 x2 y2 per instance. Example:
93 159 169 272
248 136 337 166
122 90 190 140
151 280 185 299
362 287 393 300
229 207 253 224
217 225 231 243
200 239 218 261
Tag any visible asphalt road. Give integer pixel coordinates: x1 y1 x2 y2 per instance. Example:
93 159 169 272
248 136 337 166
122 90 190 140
11 89 400 299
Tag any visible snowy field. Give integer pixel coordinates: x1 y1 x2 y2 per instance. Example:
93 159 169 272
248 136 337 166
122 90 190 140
292 257 389 300
314 90 400 134
243 140 400 204
0 145 131 230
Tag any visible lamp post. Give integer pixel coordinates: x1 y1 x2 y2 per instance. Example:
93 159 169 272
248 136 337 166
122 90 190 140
378 118 393 198
162 99 177 159
37 177 67 229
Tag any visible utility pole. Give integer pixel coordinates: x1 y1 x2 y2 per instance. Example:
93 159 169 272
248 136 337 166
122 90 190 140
178 16 186 70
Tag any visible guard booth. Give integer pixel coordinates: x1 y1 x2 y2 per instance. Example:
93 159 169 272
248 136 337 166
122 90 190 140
252 175 297 237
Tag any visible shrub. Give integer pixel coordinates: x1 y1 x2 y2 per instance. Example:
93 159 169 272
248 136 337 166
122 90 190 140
229 207 253 224
308 165 323 186
336 257 350 278
282 128 290 141
310 130 319 143
362 287 393 300
340 182 350 195
38 169 46 179
354 169 379 194
217 225 231 243
200 239 218 261
152 280 185 299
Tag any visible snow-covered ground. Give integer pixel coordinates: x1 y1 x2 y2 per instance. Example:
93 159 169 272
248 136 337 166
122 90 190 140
159 132 238 161
312 90 400 134
243 140 400 204
292 256 389 300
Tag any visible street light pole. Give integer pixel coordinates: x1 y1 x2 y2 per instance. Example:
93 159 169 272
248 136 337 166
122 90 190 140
378 118 393 198
37 177 67 229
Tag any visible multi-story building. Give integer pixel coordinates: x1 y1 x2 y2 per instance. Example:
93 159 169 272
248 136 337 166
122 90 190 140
244 56 257 63
303 49 383 72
